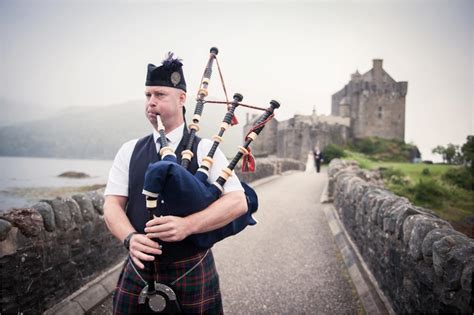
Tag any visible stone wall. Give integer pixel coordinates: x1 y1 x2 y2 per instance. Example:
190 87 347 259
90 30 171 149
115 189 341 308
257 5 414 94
0 190 125 314
243 117 279 157
327 159 473 314
235 157 305 183
277 116 350 164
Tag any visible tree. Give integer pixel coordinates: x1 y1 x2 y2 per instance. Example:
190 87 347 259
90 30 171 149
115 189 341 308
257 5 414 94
440 136 474 191
322 144 346 163
432 144 463 164
432 145 446 163
461 135 474 171
445 143 459 164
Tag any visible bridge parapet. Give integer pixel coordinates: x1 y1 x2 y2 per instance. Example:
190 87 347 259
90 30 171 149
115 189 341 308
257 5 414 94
235 157 305 183
0 190 125 314
328 159 473 314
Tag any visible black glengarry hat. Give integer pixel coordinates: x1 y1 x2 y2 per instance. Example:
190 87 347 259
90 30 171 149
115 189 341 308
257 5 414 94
146 52 187 92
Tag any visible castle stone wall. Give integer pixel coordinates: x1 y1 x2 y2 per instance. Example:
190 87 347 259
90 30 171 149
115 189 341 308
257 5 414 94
353 82 406 140
276 117 311 162
244 115 350 164
243 118 278 157
331 60 407 141
309 120 350 152
275 118 350 163
328 159 473 314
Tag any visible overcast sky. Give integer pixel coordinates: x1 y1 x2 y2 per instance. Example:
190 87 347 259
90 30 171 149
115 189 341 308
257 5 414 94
1 0 472 161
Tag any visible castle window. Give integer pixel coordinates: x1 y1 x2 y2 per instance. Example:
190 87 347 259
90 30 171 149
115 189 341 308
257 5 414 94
378 106 383 119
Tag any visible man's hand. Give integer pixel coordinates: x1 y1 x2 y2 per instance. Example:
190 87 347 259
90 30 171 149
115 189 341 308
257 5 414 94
129 233 162 269
145 215 190 243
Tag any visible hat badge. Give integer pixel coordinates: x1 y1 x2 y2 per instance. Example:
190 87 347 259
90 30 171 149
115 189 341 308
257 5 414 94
170 72 181 86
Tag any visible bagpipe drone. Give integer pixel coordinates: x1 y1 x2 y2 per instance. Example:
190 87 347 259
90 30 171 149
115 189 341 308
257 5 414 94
142 47 280 249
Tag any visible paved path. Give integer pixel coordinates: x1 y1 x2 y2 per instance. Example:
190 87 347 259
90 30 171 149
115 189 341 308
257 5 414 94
212 160 360 314
89 155 361 314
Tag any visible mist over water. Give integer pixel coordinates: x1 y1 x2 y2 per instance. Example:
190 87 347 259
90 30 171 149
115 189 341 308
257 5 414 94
0 156 112 212
1 1 472 163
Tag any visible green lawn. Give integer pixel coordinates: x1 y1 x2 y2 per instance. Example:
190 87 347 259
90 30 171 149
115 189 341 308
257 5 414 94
346 151 452 179
344 151 474 238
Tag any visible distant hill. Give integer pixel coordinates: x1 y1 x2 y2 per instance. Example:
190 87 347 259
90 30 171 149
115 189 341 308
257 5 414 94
0 100 246 160
0 98 62 127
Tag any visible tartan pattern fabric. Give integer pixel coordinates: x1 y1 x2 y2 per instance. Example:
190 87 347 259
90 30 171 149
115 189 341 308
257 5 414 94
113 250 223 314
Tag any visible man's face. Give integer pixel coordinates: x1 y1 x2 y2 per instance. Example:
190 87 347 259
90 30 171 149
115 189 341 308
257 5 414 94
144 86 185 127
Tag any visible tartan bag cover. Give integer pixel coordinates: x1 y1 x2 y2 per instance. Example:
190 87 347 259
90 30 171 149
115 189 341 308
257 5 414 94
113 250 223 314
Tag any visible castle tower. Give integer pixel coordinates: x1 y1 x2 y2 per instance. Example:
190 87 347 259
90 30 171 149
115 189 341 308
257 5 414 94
339 97 351 118
331 59 408 141
372 59 383 82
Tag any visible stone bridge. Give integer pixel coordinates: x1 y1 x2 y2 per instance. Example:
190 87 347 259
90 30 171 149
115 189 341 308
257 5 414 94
0 156 472 314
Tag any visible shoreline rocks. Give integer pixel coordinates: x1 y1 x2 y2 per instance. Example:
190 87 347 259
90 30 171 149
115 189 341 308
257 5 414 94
57 171 90 178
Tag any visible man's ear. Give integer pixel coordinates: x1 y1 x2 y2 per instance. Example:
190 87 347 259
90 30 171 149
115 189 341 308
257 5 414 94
179 91 187 106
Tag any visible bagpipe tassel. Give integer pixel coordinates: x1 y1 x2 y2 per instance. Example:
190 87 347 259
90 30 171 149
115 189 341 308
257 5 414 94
241 147 255 173
230 114 239 126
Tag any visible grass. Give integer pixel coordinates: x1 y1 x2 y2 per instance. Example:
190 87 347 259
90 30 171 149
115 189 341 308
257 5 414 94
344 151 474 238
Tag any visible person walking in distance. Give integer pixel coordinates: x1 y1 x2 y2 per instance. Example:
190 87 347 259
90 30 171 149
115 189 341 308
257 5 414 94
313 145 324 173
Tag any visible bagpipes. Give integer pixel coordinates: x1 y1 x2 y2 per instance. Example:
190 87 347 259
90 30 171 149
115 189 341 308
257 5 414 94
142 47 280 249
138 47 279 313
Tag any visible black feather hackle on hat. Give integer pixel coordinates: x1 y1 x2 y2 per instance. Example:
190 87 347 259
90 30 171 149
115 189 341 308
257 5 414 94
162 52 183 71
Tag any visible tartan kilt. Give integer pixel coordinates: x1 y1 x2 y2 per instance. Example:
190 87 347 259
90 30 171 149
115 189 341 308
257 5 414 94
113 250 223 314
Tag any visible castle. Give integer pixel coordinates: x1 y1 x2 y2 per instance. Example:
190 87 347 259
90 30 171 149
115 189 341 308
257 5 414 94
244 59 408 163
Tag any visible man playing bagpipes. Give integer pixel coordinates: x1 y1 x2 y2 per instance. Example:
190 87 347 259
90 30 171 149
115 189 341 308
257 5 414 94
103 52 248 314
